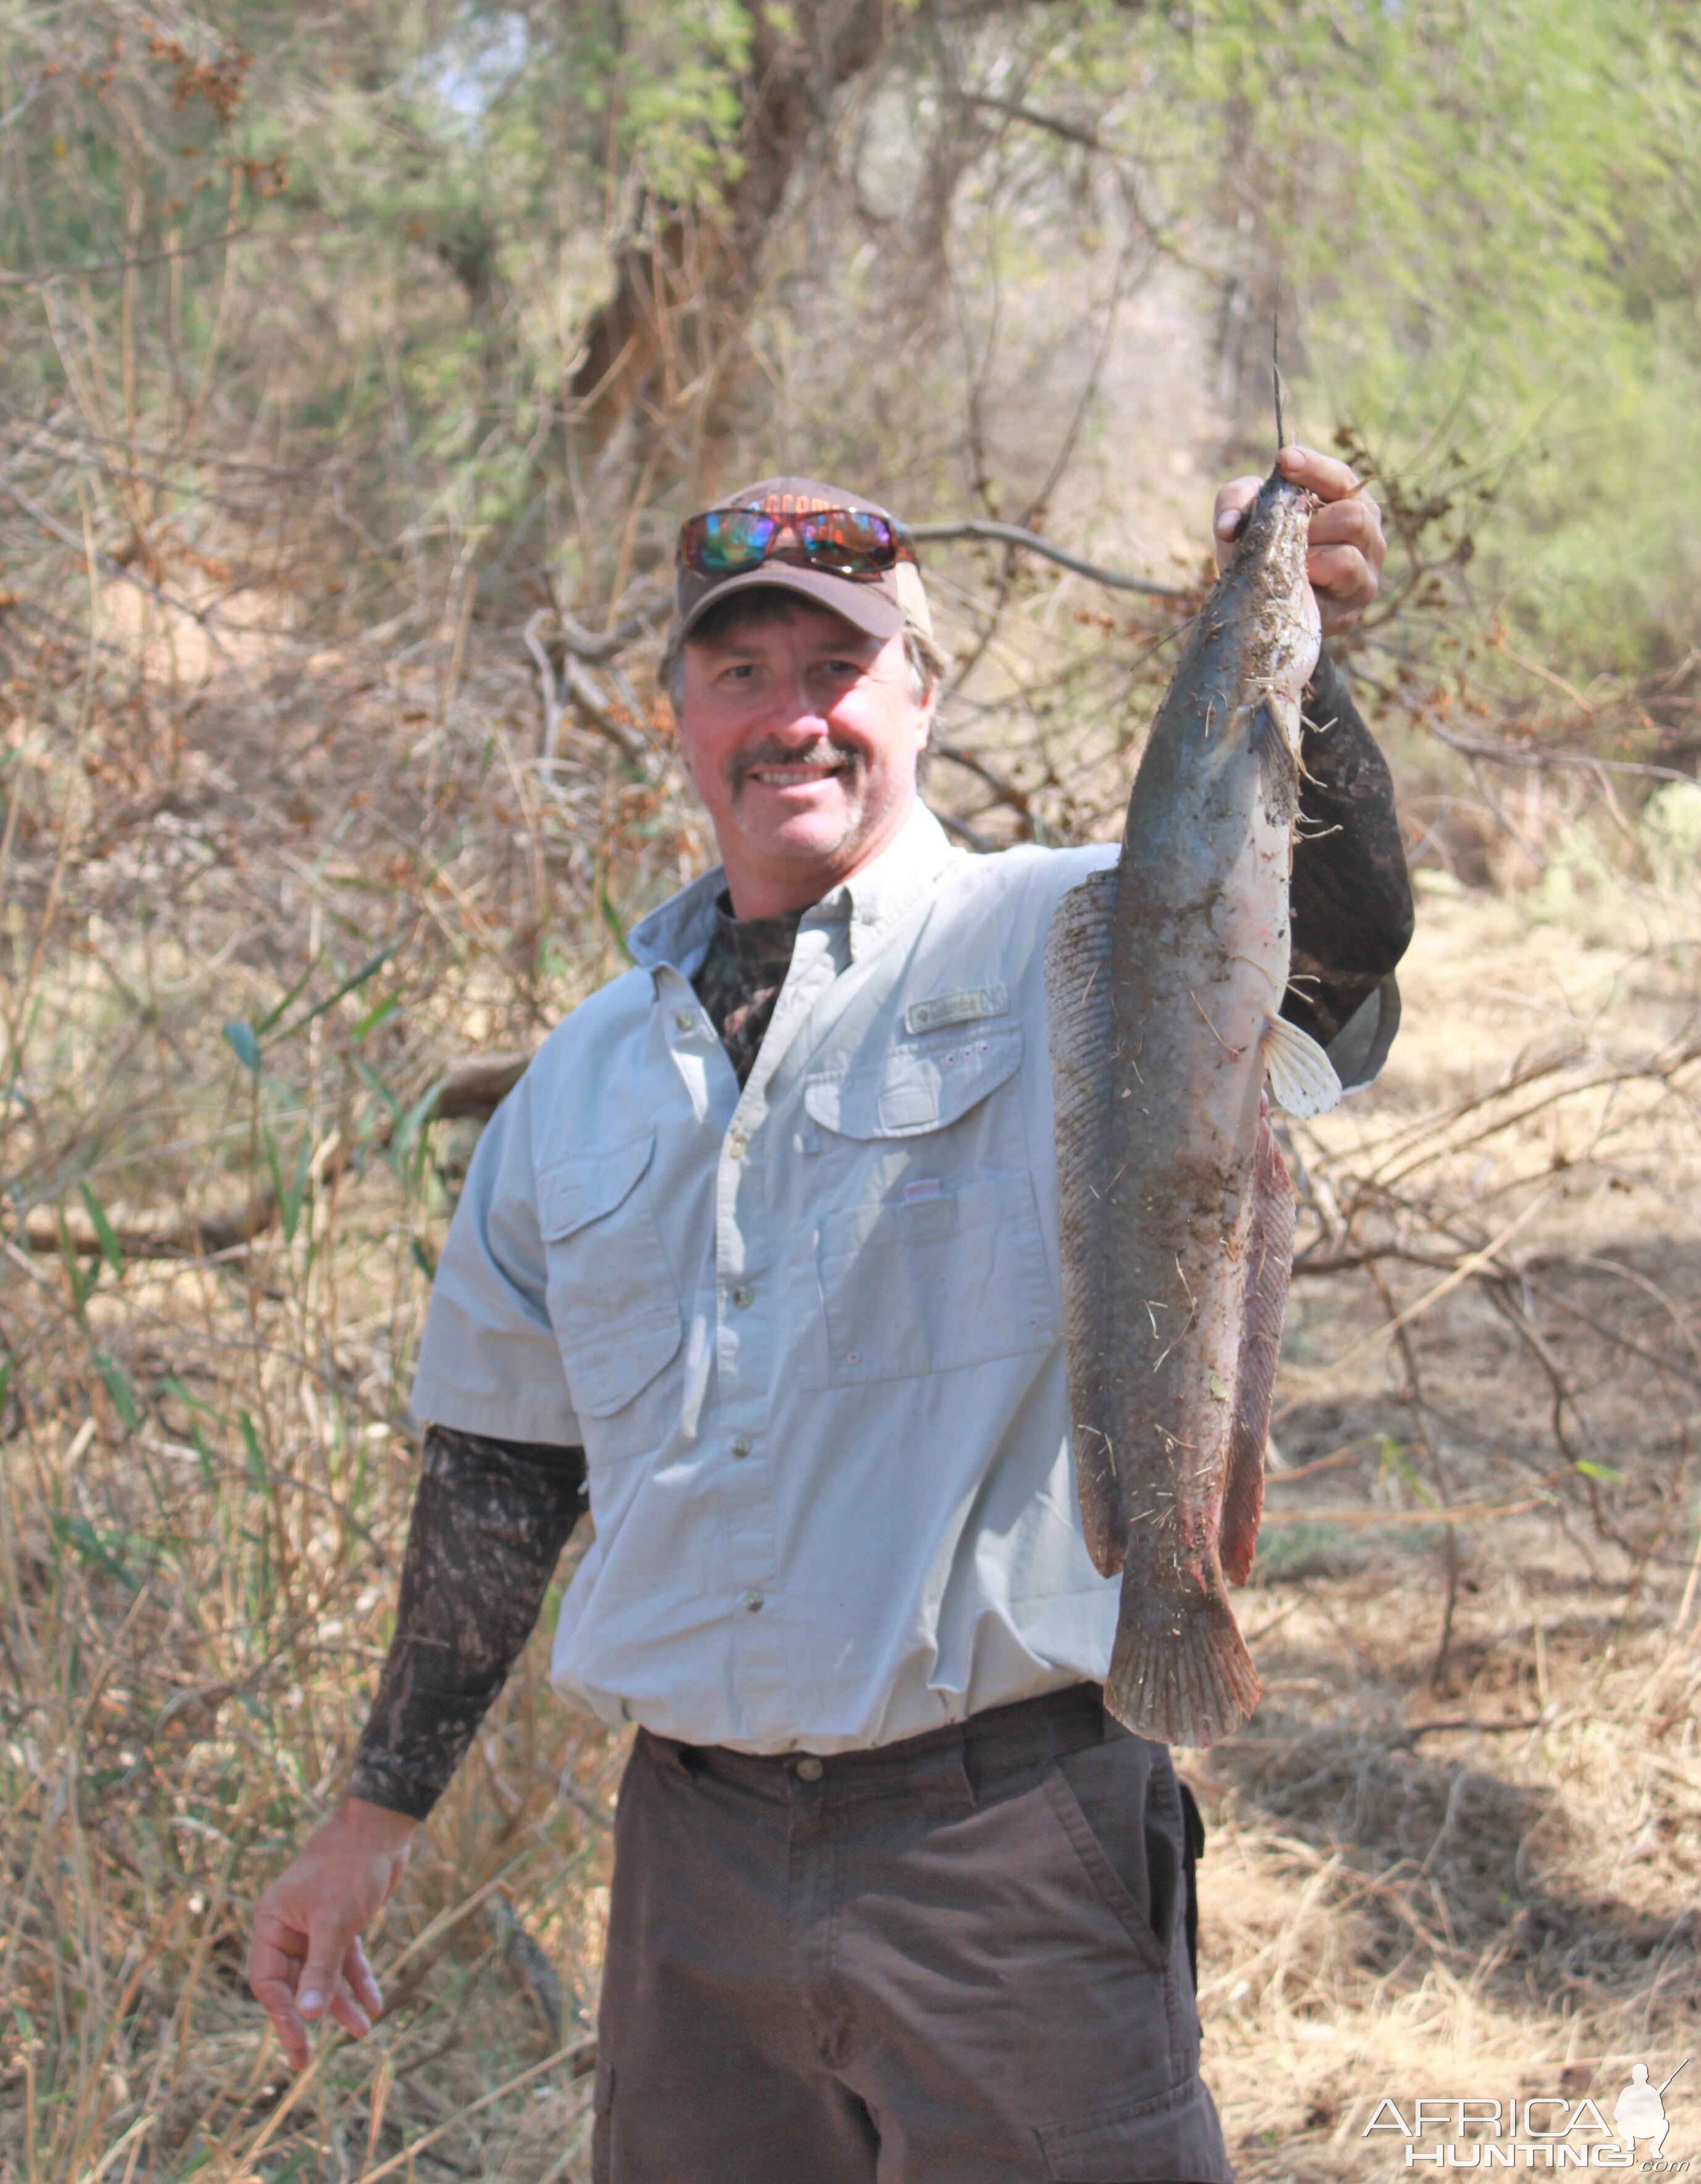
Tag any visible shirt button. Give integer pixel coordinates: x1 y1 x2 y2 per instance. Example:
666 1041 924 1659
740 1589 765 1612
673 1009 694 1032
730 1435 752 1459
795 1757 824 1782
727 1131 747 1159
731 1285 754 1308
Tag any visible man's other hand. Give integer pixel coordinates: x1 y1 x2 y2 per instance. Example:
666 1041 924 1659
247 1796 416 2070
1212 445 1386 637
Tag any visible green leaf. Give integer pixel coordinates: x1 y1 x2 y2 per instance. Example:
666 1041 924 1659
78 1180 124 1277
350 991 403 1041
53 1514 140 1592
158 1374 219 1418
410 1234 438 1281
238 1412 269 1492
389 1080 444 1164
274 938 400 1043
254 954 318 1035
266 1129 316 1246
94 1353 140 1432
1574 1459 1625 1484
351 1055 403 1122
223 1020 261 1076
599 882 633 962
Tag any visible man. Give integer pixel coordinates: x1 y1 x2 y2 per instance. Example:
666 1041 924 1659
248 453 1409 2182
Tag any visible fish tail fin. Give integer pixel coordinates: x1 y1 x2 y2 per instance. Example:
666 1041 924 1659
1262 1014 1343 1118
1104 1574 1261 1750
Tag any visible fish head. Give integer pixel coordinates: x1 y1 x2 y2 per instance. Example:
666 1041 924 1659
1226 468 1322 726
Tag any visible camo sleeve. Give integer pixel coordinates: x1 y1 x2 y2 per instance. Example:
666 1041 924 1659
347 1425 586 1821
1284 648 1415 1080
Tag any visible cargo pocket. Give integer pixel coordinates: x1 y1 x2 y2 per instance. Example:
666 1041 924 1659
797 1025 1057 1387
538 1132 682 1445
1035 2078 1231 2183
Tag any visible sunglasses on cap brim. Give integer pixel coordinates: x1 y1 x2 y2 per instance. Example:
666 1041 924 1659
677 507 918 581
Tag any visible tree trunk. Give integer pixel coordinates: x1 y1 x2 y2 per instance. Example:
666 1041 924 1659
570 0 895 501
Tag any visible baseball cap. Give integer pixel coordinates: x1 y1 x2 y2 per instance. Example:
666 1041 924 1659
670 475 935 650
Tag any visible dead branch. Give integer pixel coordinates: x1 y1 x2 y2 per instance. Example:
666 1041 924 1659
522 611 650 764
910 518 1190 600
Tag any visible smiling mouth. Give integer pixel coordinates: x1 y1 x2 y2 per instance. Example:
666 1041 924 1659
746 763 849 787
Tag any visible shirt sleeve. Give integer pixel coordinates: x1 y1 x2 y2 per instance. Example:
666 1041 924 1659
348 1426 587 1821
410 1067 583 1445
1283 648 1415 1085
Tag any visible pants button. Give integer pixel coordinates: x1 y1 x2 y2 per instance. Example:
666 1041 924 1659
795 1757 824 1782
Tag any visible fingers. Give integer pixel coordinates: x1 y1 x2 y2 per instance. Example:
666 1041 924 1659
1308 490 1383 559
1306 543 1378 635
327 1981 374 2042
247 1913 312 2073
344 1935 385 2025
296 1911 356 2028
1212 476 1260 571
1276 442 1364 504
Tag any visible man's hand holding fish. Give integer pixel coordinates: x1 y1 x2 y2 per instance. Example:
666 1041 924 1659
1215 442 1388 633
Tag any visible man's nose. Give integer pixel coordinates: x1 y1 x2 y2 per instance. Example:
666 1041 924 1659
756 672 829 739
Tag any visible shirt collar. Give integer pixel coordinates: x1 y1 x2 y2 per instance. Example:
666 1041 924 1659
628 799 959 975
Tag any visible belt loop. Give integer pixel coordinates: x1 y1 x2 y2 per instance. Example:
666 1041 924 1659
906 1732 974 1818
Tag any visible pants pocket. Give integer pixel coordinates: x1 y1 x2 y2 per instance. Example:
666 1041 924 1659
1041 1741 1170 1974
1180 1777 1206 1994
1036 2077 1233 2183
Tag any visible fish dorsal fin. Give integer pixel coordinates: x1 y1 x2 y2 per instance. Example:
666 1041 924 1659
1044 865 1127 1576
1262 1014 1343 1118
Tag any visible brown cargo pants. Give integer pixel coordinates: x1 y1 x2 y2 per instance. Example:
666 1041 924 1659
591 1683 1233 2183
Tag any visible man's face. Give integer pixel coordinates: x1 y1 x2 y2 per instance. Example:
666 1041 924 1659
674 601 933 918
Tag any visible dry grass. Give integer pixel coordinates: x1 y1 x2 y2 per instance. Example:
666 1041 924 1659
2 579 1699 2182
1197 856 1701 2178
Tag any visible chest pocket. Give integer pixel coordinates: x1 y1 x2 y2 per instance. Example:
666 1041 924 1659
796 1023 1057 1388
537 1132 683 1426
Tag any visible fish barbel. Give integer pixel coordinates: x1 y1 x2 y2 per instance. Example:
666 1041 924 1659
1044 464 1342 1748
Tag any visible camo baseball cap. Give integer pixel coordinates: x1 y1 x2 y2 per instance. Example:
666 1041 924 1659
671 475 935 649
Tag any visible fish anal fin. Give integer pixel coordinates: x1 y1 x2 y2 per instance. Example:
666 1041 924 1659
1262 1013 1342 1119
1104 1567 1260 1749
1045 866 1126 1571
1221 1120 1297 1586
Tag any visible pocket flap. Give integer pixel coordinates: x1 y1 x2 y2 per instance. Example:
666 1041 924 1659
537 1130 656 1241
804 1023 1023 1140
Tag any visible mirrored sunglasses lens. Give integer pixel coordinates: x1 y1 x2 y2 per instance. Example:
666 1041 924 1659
692 512 774 572
795 510 892 572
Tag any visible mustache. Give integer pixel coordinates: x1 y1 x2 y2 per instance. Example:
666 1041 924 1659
727 739 863 790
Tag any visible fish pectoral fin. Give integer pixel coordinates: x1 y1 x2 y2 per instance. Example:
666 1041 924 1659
1261 1014 1343 1119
